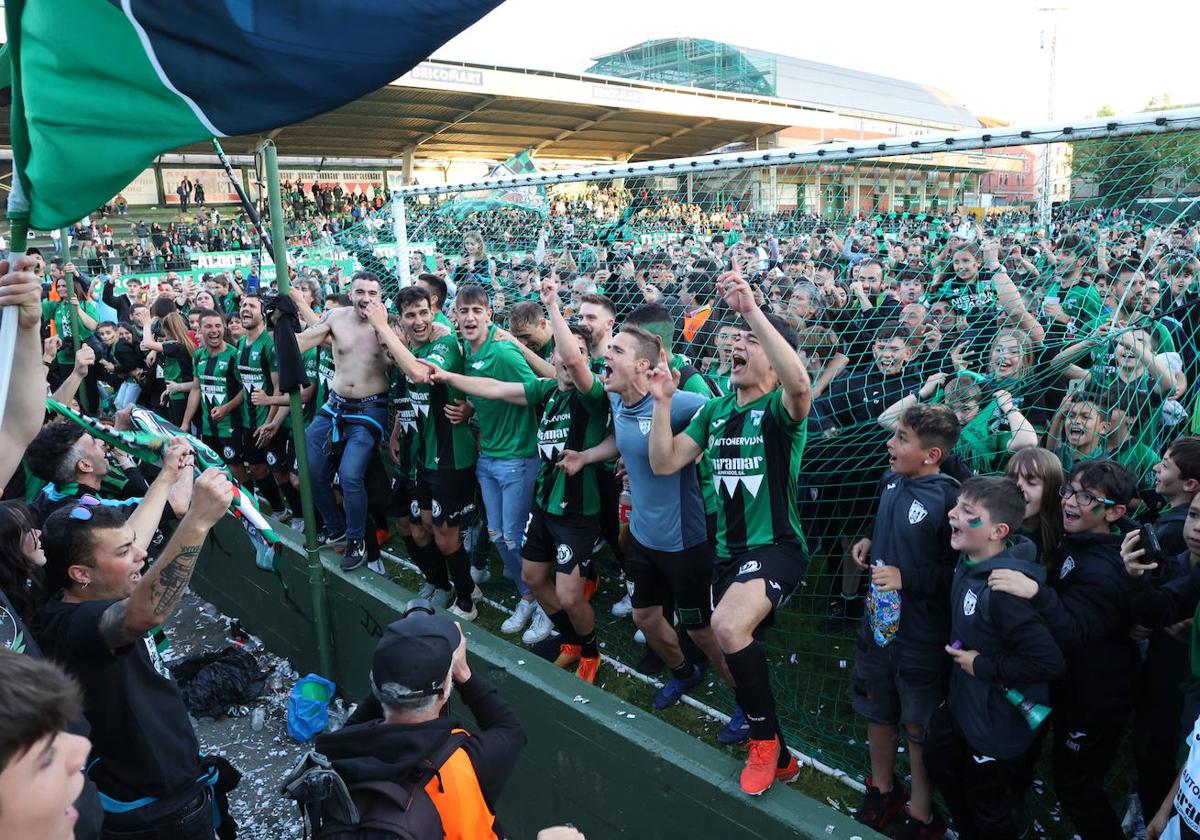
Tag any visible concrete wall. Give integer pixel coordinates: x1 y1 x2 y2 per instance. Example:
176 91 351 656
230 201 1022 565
191 521 877 840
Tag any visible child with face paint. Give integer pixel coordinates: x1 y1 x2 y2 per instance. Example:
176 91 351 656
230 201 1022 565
988 459 1140 840
924 476 1063 840
1005 447 1064 569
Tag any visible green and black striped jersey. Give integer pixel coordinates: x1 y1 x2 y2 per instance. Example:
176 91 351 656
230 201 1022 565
235 331 276 429
683 388 808 558
312 345 335 412
388 369 420 480
525 376 609 516
409 335 478 471
193 344 242 437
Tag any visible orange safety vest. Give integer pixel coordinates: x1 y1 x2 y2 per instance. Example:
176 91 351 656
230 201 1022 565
424 729 499 840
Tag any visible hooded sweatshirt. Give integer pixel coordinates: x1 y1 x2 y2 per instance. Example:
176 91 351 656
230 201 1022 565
315 674 525 838
859 470 961 663
1030 519 1139 710
949 537 1065 759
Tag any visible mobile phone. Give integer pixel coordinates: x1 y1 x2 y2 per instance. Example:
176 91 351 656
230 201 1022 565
1138 524 1166 579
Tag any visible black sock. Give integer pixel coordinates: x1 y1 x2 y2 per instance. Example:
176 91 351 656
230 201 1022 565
579 629 598 659
402 536 420 565
414 541 450 591
671 661 696 681
256 475 284 512
445 547 475 602
279 481 302 514
775 723 791 769
546 609 579 643
724 640 777 742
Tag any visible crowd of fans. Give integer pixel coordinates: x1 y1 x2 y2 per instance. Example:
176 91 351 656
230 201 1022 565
3 190 1200 840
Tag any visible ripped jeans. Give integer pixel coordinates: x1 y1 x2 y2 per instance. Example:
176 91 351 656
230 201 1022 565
475 454 539 597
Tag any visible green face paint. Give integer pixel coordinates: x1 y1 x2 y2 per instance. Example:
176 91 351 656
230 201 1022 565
1091 504 1103 514
967 516 984 528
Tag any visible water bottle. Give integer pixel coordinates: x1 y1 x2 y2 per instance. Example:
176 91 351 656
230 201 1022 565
250 707 265 732
618 476 632 525
868 559 901 647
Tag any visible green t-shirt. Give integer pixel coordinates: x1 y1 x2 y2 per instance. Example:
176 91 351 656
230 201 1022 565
42 299 100 364
235 330 276 429
683 388 807 558
462 326 538 459
956 399 1012 475
1044 280 1103 336
410 335 478 471
193 344 242 438
434 311 454 330
301 346 320 422
157 342 194 402
669 353 716 397
313 345 335 413
524 376 609 516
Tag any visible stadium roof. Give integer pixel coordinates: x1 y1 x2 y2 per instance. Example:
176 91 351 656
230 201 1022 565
588 38 978 129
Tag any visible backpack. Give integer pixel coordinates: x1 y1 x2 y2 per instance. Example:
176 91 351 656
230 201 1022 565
281 731 467 840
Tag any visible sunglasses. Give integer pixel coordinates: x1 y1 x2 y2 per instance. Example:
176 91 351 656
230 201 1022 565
68 495 103 521
1059 485 1115 508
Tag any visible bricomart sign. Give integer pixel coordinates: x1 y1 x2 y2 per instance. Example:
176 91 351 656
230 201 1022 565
410 63 484 86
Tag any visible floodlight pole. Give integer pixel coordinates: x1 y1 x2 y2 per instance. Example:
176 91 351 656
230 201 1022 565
391 189 411 287
1037 6 1066 230
263 142 333 678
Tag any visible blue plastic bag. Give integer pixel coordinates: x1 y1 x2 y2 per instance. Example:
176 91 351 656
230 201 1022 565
286 674 336 741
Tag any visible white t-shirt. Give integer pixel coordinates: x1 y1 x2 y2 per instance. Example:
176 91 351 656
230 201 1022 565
1163 713 1200 839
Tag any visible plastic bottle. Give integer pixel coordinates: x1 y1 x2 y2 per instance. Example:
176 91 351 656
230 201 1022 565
618 476 632 525
250 707 265 732
868 559 901 647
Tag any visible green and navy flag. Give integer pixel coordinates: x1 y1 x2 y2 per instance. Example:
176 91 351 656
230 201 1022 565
3 0 505 231
440 149 549 219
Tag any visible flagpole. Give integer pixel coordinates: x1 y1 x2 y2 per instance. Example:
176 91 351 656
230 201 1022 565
60 226 90 415
264 141 333 678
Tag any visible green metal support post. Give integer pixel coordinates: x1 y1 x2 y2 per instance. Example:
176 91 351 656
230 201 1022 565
263 142 334 678
60 226 90 415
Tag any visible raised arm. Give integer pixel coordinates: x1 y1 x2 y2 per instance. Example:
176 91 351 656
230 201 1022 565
98 468 232 650
362 301 429 383
719 271 812 420
985 241 1044 346
295 308 335 354
995 389 1038 452
491 327 555 379
0 258 48 488
647 356 704 475
540 273 594 392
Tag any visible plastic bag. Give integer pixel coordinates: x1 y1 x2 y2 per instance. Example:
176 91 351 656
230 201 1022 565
171 646 266 718
287 674 337 742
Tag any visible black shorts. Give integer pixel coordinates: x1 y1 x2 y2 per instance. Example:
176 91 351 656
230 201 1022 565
202 433 243 467
713 542 807 625
414 467 477 527
625 536 714 627
851 634 947 733
522 507 598 575
242 424 291 470
390 474 418 520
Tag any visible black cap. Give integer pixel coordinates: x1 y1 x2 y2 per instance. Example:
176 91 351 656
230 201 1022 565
370 612 459 698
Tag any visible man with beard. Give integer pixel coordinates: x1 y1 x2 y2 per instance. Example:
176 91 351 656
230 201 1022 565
296 272 428 570
180 310 243 465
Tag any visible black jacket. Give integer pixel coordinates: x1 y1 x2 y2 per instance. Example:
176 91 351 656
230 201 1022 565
1154 503 1190 558
317 674 525 833
1030 520 1140 710
949 538 1065 759
859 470 960 661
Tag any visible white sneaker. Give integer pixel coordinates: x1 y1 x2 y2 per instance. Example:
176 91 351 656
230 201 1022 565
611 593 633 618
633 628 646 644
501 599 537 635
522 606 553 645
367 559 386 576
448 600 478 621
417 582 437 600
470 565 492 584
430 587 454 609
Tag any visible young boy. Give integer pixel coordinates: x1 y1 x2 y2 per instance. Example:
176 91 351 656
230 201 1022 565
1152 436 1200 555
851 404 962 838
988 459 1139 839
925 476 1064 840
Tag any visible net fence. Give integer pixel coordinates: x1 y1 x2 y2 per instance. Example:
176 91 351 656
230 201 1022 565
280 109 1200 792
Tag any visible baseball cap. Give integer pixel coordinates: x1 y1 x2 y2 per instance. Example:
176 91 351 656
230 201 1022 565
370 611 459 697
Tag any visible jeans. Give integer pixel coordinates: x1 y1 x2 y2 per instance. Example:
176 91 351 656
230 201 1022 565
115 381 141 410
475 454 539 596
305 394 388 542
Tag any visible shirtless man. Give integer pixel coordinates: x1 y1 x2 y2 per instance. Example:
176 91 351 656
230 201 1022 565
297 271 427 570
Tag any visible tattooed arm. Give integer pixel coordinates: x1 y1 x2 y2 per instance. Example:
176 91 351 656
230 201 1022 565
98 468 234 650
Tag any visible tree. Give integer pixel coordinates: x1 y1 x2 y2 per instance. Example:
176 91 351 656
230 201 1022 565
1070 99 1200 207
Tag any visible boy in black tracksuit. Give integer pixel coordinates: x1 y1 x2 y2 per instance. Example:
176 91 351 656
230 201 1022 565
927 476 1064 840
988 459 1140 840
1150 436 1200 556
1120 492 1200 821
850 404 962 838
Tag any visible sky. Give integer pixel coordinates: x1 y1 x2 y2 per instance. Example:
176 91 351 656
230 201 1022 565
435 0 1200 125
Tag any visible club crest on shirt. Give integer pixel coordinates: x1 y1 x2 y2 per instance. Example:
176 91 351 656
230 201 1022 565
1059 556 1075 578
638 417 652 435
908 500 928 524
963 589 978 616
749 409 764 426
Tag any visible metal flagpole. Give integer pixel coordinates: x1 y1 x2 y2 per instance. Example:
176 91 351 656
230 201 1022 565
60 227 90 415
0 219 27 431
263 141 333 678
